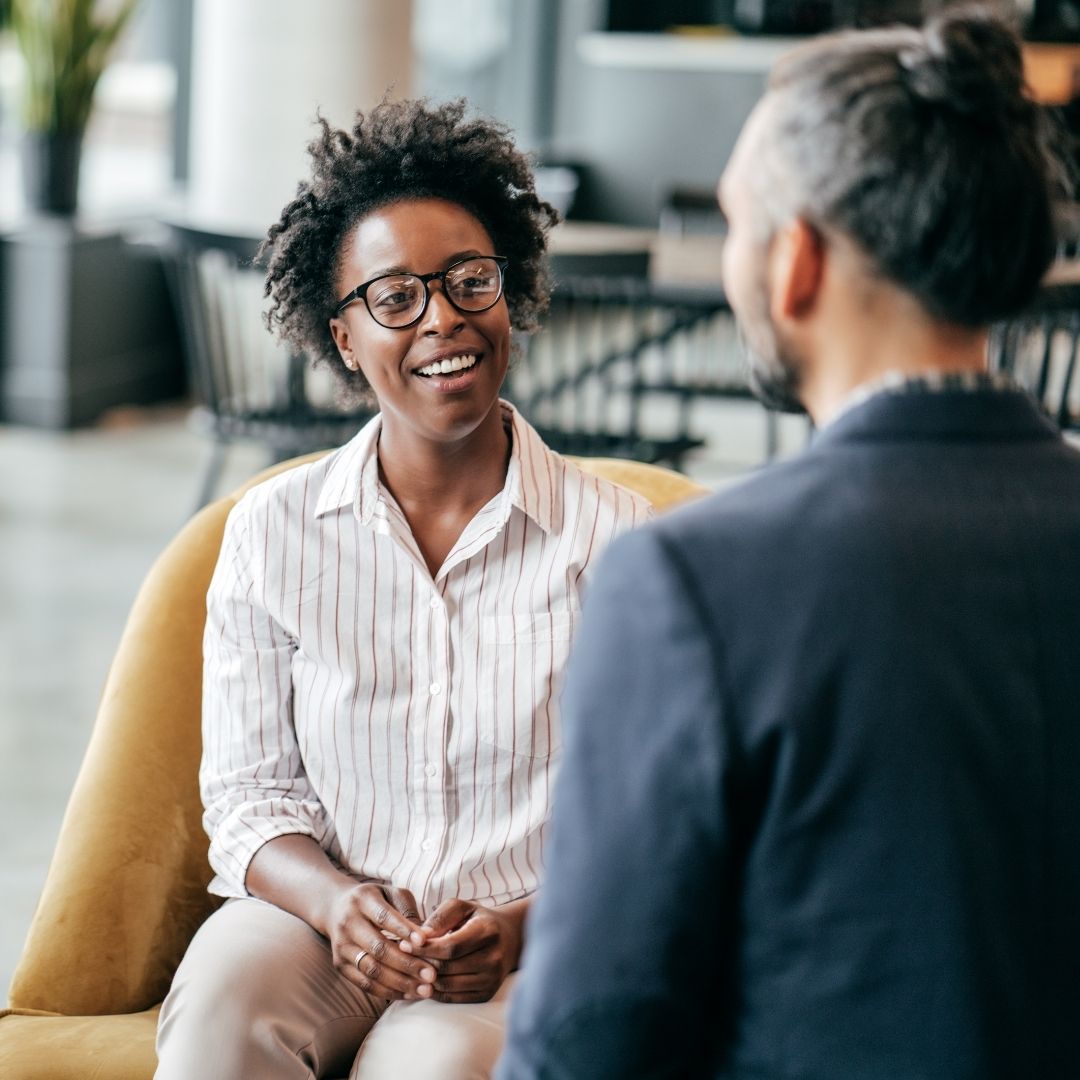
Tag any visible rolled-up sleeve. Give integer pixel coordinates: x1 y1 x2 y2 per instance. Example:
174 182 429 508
200 496 332 897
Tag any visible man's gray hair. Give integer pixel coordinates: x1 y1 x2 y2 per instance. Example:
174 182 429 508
748 6 1068 326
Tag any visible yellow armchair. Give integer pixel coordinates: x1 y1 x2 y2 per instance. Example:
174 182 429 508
0 452 707 1079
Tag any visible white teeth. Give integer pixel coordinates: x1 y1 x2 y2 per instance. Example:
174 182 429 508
416 354 477 377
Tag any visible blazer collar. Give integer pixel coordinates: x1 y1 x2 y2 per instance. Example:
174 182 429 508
810 386 1060 450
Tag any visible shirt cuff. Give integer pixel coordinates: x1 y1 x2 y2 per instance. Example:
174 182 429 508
206 797 331 897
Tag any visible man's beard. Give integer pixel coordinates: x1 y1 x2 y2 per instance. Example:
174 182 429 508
737 277 807 415
744 332 806 414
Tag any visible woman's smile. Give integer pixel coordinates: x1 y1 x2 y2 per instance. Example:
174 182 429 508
414 351 479 378
413 350 486 394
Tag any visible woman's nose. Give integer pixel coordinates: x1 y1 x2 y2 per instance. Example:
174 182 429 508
419 281 464 334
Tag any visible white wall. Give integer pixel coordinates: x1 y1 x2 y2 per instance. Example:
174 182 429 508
187 0 413 234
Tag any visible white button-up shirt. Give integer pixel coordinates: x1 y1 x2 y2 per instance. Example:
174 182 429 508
201 402 653 915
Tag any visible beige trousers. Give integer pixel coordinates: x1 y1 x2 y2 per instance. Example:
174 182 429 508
154 898 515 1080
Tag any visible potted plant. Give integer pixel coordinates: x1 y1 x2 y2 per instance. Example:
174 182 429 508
10 0 140 214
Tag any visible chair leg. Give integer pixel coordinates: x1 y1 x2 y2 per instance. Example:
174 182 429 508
194 439 228 513
765 410 779 460
268 444 300 466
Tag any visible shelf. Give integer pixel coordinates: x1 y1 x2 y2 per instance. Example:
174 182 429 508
580 31 1080 103
578 32 802 73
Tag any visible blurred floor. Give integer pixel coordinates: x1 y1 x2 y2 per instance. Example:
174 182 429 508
0 396 805 1000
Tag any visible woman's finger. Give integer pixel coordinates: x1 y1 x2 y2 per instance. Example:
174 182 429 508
430 985 498 1005
385 886 422 922
428 952 497 978
432 969 496 995
415 913 497 961
330 889 437 985
343 935 436 1000
355 885 426 946
422 897 473 938
384 886 426 952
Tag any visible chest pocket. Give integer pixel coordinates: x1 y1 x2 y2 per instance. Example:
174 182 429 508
475 610 578 757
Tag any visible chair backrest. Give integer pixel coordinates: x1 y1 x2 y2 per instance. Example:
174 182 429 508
165 223 286 415
164 222 371 433
7 452 708 1016
508 276 748 468
989 280 1080 432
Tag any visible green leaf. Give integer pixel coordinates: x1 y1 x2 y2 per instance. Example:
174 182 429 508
10 0 143 133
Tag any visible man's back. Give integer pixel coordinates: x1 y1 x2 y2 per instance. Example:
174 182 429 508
676 386 1080 1076
499 386 1080 1078
497 12 1080 1077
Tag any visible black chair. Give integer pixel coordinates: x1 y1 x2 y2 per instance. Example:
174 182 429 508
989 280 1080 433
164 223 375 508
508 276 782 469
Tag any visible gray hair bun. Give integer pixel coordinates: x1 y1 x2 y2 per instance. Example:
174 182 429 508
899 8 1030 121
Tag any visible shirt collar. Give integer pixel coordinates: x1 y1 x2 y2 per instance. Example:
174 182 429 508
503 400 560 534
823 368 1018 430
811 371 1058 450
313 411 382 522
313 400 561 533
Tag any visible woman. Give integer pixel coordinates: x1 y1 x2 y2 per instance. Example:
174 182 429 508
154 99 653 1079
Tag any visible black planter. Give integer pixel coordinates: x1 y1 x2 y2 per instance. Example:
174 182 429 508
21 130 84 215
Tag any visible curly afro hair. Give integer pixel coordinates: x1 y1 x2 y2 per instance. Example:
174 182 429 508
261 98 559 402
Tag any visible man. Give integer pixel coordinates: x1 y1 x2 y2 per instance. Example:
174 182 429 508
497 9 1080 1079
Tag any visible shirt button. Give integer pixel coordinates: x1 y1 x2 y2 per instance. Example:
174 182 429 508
429 682 441 696
430 596 441 609
421 839 433 851
425 763 437 778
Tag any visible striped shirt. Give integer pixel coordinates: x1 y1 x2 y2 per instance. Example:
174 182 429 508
201 401 653 915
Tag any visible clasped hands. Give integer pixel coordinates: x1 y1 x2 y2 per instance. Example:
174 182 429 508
328 884 524 1004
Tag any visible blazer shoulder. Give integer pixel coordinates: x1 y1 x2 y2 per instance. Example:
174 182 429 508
651 452 827 545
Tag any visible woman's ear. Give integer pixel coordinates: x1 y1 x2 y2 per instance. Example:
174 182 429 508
330 318 358 371
768 217 825 324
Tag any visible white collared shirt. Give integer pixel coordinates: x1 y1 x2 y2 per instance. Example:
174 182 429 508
200 402 653 914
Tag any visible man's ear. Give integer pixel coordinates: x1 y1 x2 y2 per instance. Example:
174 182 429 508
768 217 824 324
329 318 359 371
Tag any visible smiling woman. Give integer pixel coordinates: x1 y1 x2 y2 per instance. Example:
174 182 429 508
151 99 658 1080
327 198 513 469
261 98 555 406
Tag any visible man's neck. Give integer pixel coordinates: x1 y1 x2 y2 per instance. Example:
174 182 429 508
805 352 989 428
797 288 989 427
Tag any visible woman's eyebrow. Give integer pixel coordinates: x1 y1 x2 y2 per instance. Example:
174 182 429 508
364 264 410 279
365 251 485 280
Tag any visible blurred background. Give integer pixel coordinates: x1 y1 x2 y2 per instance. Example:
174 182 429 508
3 0 1080 997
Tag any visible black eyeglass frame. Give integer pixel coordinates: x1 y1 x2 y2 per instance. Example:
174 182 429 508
334 255 509 327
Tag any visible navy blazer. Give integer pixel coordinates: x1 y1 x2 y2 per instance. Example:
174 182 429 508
498 388 1080 1079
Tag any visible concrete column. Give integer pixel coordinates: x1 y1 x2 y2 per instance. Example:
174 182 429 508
187 0 413 234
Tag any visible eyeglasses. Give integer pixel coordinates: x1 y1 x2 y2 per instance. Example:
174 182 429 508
334 255 509 328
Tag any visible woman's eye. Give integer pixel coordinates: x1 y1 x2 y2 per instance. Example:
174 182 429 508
373 287 416 310
455 275 495 295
